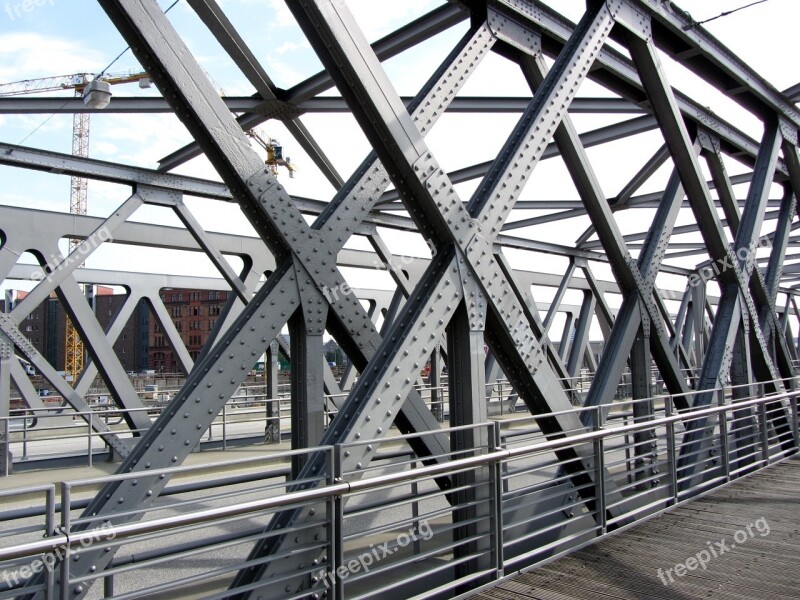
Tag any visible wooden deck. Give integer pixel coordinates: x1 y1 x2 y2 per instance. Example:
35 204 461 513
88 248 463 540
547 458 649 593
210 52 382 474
477 455 800 599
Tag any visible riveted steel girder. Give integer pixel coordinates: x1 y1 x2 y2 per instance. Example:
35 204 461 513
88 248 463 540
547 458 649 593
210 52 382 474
228 1 631 595
40 4 499 594
5 1 800 598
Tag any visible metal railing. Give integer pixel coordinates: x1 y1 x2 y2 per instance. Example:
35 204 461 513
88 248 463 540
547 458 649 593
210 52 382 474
1 380 534 472
0 384 796 599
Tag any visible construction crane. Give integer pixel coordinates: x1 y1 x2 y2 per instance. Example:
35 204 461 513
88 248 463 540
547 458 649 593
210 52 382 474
0 70 151 383
246 129 297 178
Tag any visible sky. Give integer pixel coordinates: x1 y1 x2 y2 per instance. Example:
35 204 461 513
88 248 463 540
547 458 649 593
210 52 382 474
0 0 797 329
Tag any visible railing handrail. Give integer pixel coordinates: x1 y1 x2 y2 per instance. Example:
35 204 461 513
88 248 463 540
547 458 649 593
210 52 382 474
0 388 795 565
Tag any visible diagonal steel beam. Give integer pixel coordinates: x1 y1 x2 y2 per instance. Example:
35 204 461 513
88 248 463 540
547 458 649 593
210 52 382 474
616 19 794 484
515 49 693 417
509 0 789 180
9 193 143 321
3 192 152 434
74 292 144 398
700 132 797 383
155 2 468 172
186 0 344 190
147 294 194 374
624 23 785 397
230 2 628 595
43 10 495 596
0 314 130 458
574 143 669 245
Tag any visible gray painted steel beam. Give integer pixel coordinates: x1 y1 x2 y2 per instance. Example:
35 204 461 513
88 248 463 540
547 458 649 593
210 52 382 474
0 313 130 458
155 2 468 172
638 0 800 130
494 0 790 179
511 49 693 418
43 10 497 595
230 2 630 594
624 25 787 404
187 0 344 190
2 0 797 596
0 95 642 115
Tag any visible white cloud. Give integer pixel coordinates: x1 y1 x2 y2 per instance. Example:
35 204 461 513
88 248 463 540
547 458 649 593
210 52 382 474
273 40 311 56
346 0 442 40
0 32 105 83
265 0 297 29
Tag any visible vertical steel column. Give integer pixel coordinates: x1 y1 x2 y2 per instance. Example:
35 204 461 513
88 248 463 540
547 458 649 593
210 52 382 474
543 260 576 333
290 310 325 476
558 312 575 362
690 283 706 364
447 302 491 590
0 332 11 476
264 340 280 444
630 326 655 491
430 347 443 422
567 292 595 379
729 326 758 472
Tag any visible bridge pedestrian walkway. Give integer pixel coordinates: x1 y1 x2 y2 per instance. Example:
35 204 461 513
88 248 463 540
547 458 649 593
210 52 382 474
476 455 799 600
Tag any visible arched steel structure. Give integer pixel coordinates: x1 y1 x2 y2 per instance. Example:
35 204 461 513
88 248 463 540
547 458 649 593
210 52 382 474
1 0 799 598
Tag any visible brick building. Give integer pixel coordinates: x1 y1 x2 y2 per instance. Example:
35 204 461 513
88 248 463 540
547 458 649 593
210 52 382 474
7 287 148 374
149 289 228 374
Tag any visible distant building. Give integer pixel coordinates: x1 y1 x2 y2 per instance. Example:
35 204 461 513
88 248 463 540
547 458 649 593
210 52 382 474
149 289 228 374
6 287 148 374
5 287 247 377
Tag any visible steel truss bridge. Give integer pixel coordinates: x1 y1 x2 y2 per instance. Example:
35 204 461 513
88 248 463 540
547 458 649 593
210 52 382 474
1 0 800 598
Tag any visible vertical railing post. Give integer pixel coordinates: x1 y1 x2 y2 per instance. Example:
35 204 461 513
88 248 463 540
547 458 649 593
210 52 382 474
222 404 227 451
87 412 93 468
593 406 606 535
491 421 504 580
759 401 770 466
718 393 730 483
791 394 799 450
2 418 8 477
23 413 29 460
411 457 421 555
103 571 115 597
331 445 344 600
664 399 678 505
45 485 56 599
60 483 71 599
